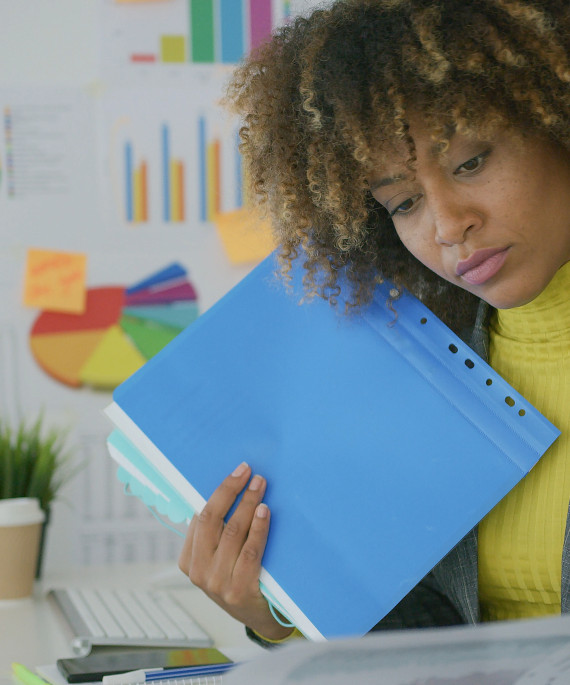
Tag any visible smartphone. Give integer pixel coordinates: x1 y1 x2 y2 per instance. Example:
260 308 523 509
56 647 232 683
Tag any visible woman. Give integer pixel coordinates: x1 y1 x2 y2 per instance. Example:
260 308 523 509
179 0 570 645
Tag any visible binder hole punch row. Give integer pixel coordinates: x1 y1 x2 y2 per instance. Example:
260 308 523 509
497 394 526 415
397 298 532 418
503 396 525 416
447 343 475 372
442 337 529 419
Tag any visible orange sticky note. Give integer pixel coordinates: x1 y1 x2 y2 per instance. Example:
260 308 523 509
215 207 276 265
23 248 88 314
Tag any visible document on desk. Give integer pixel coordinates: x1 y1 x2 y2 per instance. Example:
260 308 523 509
104 250 560 641
223 614 570 685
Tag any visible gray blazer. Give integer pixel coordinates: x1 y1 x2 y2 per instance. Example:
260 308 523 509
376 300 570 630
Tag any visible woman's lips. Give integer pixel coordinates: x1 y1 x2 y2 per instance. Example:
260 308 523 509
456 247 510 286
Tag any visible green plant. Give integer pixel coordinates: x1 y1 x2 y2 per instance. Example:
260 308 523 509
0 415 74 512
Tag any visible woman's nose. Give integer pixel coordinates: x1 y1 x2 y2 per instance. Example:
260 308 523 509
431 192 482 246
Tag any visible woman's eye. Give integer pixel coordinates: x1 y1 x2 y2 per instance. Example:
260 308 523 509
455 150 490 175
390 195 419 217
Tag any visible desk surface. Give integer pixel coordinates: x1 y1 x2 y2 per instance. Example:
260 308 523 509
0 562 263 685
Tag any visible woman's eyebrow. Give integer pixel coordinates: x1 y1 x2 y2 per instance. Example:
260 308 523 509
369 173 409 192
369 133 463 192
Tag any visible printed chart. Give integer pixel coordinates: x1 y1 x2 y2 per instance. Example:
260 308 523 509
2 99 78 198
101 0 299 70
105 87 243 227
29 264 199 390
0 89 100 236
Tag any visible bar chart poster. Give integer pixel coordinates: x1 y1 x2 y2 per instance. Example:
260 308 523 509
103 87 243 228
100 0 321 78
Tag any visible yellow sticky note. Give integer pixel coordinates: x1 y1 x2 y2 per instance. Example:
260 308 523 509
215 208 276 265
23 248 87 314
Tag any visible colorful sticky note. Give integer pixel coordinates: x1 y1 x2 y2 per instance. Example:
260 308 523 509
215 207 276 265
23 249 88 314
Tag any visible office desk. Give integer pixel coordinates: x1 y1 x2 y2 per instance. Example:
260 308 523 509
0 562 264 685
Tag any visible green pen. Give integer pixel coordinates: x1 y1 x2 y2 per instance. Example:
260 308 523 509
12 663 50 685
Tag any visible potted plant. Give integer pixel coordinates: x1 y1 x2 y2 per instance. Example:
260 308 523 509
0 414 75 577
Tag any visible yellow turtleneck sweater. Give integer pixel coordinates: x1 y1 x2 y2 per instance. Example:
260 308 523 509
478 261 570 621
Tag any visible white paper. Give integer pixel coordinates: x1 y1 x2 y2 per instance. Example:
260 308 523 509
0 87 102 245
224 614 570 685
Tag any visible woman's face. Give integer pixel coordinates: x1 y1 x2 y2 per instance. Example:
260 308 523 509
369 120 570 309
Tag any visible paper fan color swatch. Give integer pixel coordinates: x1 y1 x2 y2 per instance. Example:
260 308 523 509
30 264 199 389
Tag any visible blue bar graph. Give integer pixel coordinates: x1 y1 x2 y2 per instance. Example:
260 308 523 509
220 0 244 63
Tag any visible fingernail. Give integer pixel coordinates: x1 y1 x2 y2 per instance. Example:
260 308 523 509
232 462 248 477
249 475 263 491
256 503 268 519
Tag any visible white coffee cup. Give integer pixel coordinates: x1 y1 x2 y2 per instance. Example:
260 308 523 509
0 498 46 599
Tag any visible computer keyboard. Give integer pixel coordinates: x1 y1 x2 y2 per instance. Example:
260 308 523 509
49 587 213 653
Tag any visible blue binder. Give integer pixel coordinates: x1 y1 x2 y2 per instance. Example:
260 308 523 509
105 252 559 640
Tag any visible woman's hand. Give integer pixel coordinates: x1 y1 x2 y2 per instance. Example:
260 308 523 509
178 461 293 640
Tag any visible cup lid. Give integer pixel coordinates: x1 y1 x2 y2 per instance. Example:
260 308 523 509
0 498 46 526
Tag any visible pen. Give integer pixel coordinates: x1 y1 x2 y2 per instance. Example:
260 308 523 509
12 663 50 685
102 662 236 685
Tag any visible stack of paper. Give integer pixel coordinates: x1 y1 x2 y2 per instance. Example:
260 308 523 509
223 614 570 685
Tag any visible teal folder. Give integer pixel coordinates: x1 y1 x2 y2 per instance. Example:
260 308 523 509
105 252 559 640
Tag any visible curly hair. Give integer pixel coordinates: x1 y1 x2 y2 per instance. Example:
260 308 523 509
225 0 570 332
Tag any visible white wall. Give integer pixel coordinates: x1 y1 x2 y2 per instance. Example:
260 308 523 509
0 1 100 86
0 0 264 571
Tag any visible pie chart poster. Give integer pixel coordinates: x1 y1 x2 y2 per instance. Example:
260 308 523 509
29 263 200 392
